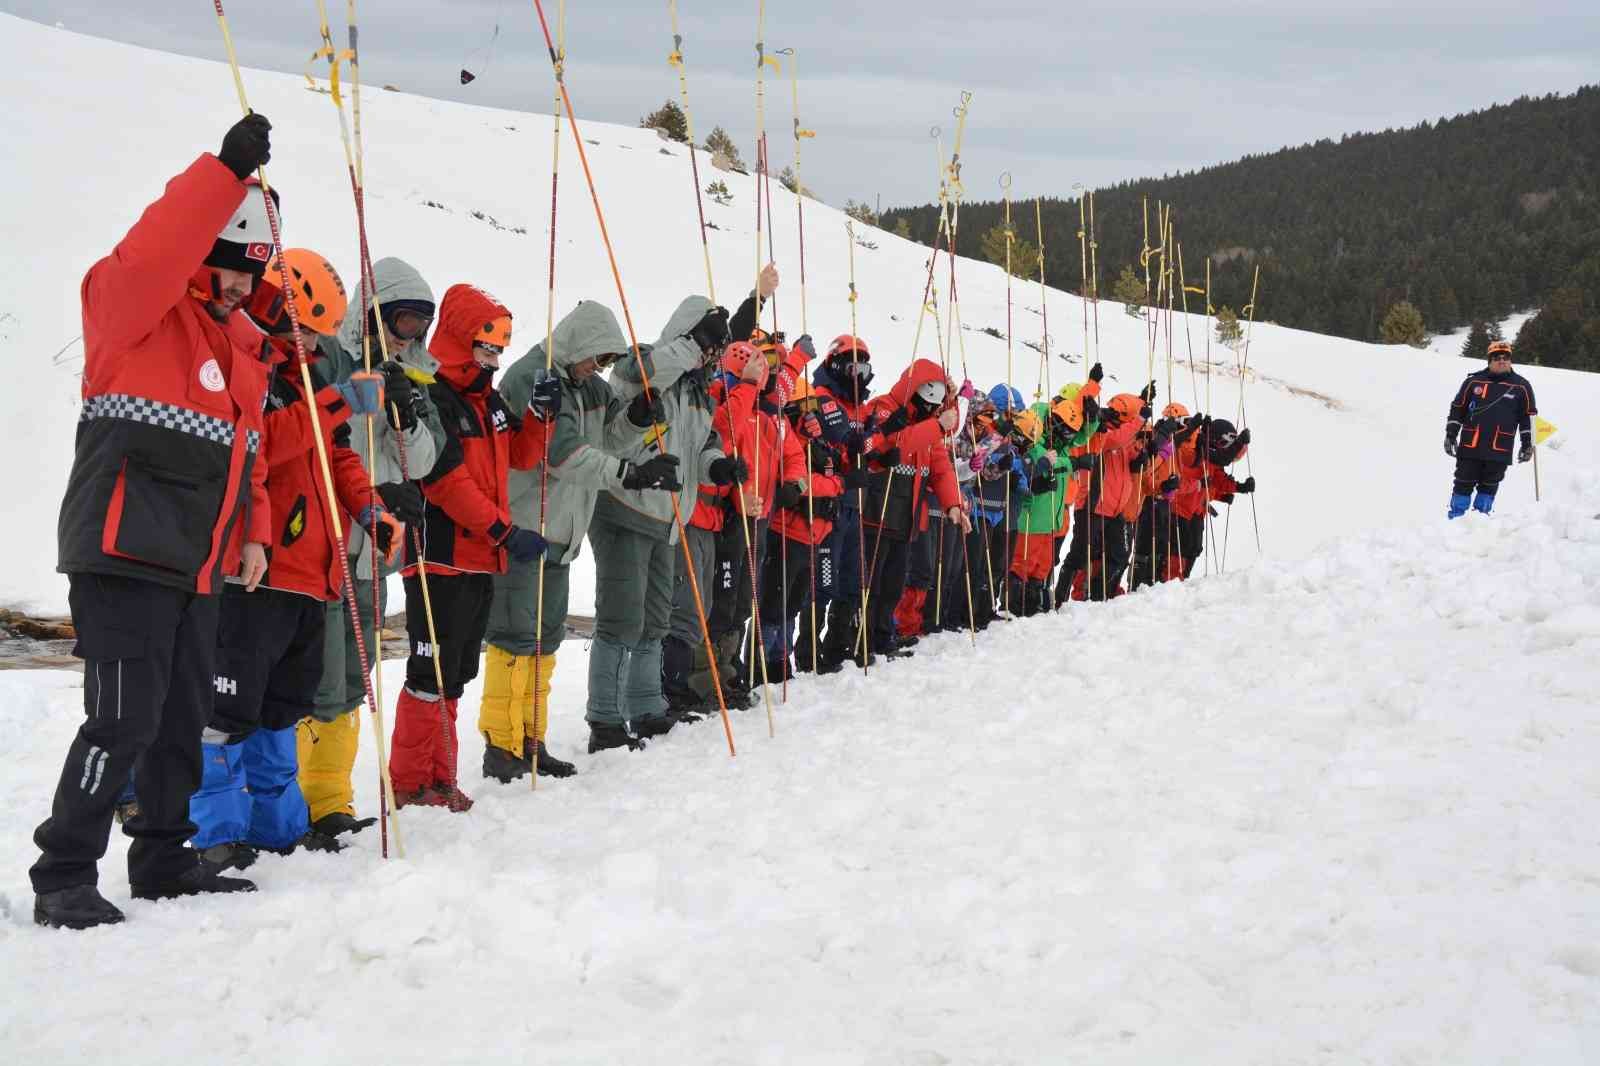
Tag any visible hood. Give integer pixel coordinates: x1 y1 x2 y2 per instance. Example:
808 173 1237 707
547 300 628 374
1103 393 1146 450
336 256 436 372
887 358 949 409
430 283 511 369
657 295 714 348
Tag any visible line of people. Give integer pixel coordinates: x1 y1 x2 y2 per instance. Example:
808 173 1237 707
28 115 1256 930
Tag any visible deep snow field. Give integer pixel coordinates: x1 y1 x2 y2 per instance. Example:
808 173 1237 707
2 15 1599 1064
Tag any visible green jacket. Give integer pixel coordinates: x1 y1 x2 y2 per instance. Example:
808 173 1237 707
318 256 446 577
1016 403 1097 534
597 295 725 544
500 300 636 565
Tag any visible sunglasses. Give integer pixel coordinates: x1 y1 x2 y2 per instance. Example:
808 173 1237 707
595 351 623 369
389 308 433 342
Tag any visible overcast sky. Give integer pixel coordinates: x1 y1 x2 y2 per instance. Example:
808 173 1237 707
6 1 1596 209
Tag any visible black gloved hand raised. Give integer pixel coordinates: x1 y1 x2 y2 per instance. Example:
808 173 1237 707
1139 380 1158 403
792 334 817 361
1088 362 1104 383
1161 474 1181 494
1080 394 1099 424
376 481 425 526
219 113 272 179
773 482 804 509
527 369 562 422
1237 427 1252 447
688 306 732 354
707 456 749 486
1028 473 1057 494
621 454 682 491
1235 476 1256 494
379 361 418 431
627 391 666 429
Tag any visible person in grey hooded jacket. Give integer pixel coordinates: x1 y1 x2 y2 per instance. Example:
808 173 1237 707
480 300 671 781
584 295 748 752
297 256 446 838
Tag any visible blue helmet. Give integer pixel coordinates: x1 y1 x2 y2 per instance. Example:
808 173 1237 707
987 383 1024 413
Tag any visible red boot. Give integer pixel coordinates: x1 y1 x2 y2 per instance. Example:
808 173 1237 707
432 697 472 813
390 687 440 798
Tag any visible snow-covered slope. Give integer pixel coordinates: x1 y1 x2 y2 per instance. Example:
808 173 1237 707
3 17 1600 1064
1 13 1595 613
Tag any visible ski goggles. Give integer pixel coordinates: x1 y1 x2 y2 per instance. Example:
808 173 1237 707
387 307 433 342
594 351 624 370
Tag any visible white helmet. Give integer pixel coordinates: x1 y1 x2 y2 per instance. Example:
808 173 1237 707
915 378 947 407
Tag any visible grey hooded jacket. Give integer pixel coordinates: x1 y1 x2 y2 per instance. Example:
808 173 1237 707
595 295 725 545
499 301 637 566
317 256 446 576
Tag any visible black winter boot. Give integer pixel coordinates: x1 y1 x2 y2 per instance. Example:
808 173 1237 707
483 742 531 784
532 739 576 778
588 723 645 753
34 885 125 930
312 811 378 837
197 841 258 872
1024 581 1047 617
132 860 256 901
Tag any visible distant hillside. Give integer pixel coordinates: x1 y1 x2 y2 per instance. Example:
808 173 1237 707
882 86 1600 370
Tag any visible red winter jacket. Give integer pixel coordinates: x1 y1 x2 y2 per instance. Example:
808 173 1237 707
406 285 547 577
1086 395 1147 521
58 154 272 595
258 339 375 600
771 431 845 547
690 374 757 533
858 359 960 541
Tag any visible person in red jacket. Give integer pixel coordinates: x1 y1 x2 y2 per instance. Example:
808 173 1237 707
31 116 278 928
389 284 551 811
1173 417 1254 578
188 249 402 869
805 335 875 671
757 374 844 680
852 358 968 664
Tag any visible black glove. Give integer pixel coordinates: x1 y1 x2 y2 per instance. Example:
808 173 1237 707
843 428 870 457
496 524 549 563
707 456 749 486
1152 417 1180 438
1444 434 1458 457
815 401 850 444
1080 394 1099 424
376 481 425 526
1161 474 1180 494
1100 405 1123 428
792 334 817 361
867 446 901 469
812 496 838 520
1139 380 1157 404
1088 362 1104 383
1028 473 1057 494
842 468 869 491
877 407 911 436
627 391 666 429
621 454 682 491
379 361 418 431
773 482 804 510
1518 438 1533 464
218 113 272 179
1236 476 1256 494
1140 404 1153 421
527 370 562 422
806 440 835 473
687 306 731 354
1237 427 1252 447
1071 453 1094 471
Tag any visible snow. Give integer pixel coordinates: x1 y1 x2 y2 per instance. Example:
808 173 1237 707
3 15 1600 1064
1427 311 1538 359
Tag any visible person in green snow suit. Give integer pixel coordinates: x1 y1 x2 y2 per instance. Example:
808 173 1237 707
585 295 747 753
297 256 446 839
480 300 671 781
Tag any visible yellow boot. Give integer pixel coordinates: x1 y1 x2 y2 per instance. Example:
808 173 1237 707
480 645 534 783
529 652 574 777
297 710 362 824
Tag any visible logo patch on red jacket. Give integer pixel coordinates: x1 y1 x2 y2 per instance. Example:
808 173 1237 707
199 358 226 393
246 242 271 263
281 495 307 548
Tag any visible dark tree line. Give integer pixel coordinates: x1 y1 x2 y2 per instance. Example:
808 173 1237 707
881 86 1600 371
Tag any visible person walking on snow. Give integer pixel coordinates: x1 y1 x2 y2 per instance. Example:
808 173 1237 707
31 115 278 928
189 250 397 869
1444 339 1537 518
389 285 551 811
297 255 445 840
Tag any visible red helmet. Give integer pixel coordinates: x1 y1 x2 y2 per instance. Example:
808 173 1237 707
720 340 763 378
827 334 870 361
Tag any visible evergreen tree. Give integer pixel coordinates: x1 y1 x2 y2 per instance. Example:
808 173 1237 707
1112 265 1147 318
1215 305 1242 345
1380 301 1427 347
639 99 688 143
1460 320 1492 361
704 126 744 170
844 199 878 227
893 217 913 239
705 179 732 207
977 225 1040 278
